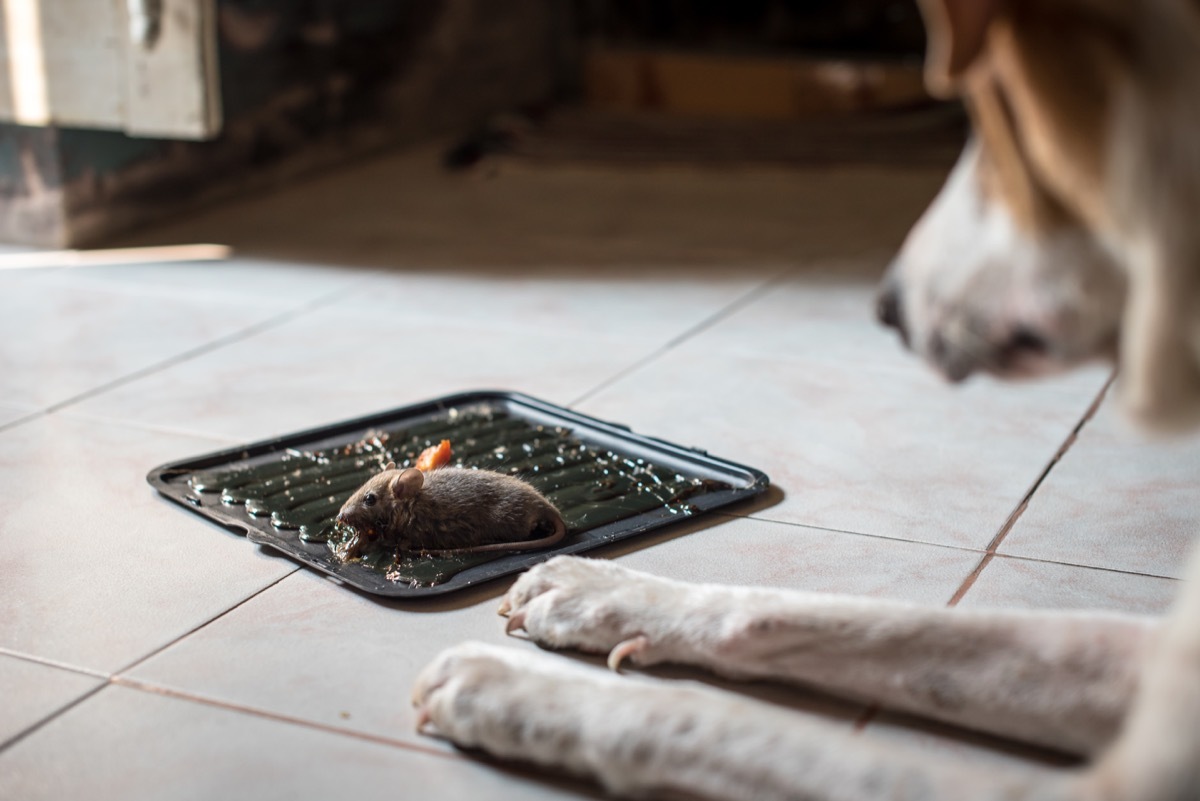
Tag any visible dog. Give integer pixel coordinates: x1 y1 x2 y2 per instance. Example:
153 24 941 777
412 1 1200 798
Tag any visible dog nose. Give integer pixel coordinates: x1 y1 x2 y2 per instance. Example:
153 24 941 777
1005 327 1048 356
875 283 909 345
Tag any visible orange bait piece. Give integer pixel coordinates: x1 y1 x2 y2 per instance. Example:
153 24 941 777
415 439 453 472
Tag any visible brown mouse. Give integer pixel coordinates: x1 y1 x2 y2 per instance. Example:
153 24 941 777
333 463 567 560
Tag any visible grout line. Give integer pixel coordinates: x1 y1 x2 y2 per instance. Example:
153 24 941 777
660 266 797 350
946 375 1114 609
567 266 796 408
0 683 109 753
110 677 463 762
112 569 300 678
0 285 363 756
0 409 47 437
0 276 362 439
946 553 996 608
0 569 339 757
35 284 361 419
0 648 109 680
0 658 461 764
726 507 1180 580
982 553 1183 582
48 410 245 446
855 376 1114 734
723 511 990 556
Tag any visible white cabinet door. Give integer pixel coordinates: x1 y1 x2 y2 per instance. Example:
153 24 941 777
0 0 220 139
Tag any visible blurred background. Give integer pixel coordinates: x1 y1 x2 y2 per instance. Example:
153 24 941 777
0 0 963 248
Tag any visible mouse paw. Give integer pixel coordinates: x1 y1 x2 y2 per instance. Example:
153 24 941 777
499 556 690 669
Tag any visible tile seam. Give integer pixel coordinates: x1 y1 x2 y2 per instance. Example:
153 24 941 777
112 569 300 678
110 676 464 762
729 511 990 555
0 683 108 753
36 283 363 419
0 648 109 679
0 409 47 436
948 374 1114 610
984 553 1184 583
568 266 797 408
857 375 1113 733
47 410 246 445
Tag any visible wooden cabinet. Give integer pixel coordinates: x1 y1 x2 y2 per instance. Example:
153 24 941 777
0 0 219 139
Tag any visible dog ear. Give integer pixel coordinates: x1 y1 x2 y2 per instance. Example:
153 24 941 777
390 467 425 499
917 0 1003 97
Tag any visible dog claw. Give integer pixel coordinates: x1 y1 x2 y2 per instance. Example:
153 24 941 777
505 610 527 635
607 635 649 672
497 597 511 616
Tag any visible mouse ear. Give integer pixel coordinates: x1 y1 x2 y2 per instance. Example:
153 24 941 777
390 467 424 499
383 461 396 471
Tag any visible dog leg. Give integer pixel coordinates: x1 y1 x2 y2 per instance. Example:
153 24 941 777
499 556 1156 755
1079 551 1200 800
413 641 1083 801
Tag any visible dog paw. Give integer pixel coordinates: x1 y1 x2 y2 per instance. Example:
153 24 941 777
412 642 630 779
413 642 809 801
411 642 518 746
499 556 690 669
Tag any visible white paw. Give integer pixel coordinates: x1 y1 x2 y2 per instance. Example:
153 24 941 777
412 641 814 801
498 556 686 670
412 642 629 781
411 642 526 748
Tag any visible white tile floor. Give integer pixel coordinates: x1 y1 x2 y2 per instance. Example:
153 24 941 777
0 148 1191 799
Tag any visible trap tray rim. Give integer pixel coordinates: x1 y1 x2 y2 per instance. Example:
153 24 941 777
147 389 770 598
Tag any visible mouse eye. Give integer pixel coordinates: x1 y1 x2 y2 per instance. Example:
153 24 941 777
363 492 377 508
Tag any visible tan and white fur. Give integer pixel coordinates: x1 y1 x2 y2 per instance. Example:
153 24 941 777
411 1 1200 798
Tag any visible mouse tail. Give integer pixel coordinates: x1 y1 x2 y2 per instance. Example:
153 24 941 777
421 511 567 557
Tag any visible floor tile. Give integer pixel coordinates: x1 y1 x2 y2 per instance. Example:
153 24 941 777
0 278 290 408
1000 400 1200 579
681 268 1115 396
0 655 104 747
0 269 50 292
123 568 509 749
676 267 912 371
959 556 1179 616
0 684 597 801
30 256 367 309
579 345 1107 550
0 402 38 429
329 265 773 344
0 246 49 287
63 303 670 442
123 517 966 746
605 516 979 603
0 415 296 673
